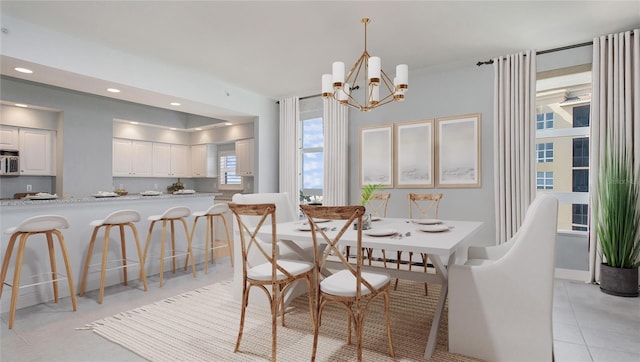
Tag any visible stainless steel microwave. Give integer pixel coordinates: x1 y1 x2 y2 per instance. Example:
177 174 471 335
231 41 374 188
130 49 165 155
0 150 20 176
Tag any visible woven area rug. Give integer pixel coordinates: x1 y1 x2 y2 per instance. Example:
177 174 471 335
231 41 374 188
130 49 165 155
84 279 480 361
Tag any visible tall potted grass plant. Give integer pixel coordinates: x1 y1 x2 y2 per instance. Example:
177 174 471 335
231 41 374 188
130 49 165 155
595 150 640 297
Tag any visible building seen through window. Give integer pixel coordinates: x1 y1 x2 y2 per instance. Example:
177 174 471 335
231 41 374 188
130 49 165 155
535 65 591 231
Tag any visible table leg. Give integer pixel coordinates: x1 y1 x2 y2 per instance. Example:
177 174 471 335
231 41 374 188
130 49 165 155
423 252 455 360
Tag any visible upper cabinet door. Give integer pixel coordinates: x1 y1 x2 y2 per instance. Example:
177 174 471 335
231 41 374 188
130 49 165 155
152 143 172 177
20 128 55 175
170 144 189 177
236 138 254 176
131 141 153 176
113 138 133 176
0 126 20 150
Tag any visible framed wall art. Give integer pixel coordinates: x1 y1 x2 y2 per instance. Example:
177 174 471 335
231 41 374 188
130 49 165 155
394 119 434 188
435 113 481 188
360 124 393 187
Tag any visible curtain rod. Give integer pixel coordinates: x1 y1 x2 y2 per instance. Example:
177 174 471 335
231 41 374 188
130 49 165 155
275 93 321 104
477 30 637 66
476 41 594 66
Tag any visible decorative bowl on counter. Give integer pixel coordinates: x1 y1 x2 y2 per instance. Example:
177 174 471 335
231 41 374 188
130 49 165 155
173 189 196 195
141 190 162 196
115 190 129 196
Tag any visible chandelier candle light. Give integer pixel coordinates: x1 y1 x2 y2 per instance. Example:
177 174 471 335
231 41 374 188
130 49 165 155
322 18 408 112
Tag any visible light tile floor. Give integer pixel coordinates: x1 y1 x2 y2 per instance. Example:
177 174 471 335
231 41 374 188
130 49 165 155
1 260 639 362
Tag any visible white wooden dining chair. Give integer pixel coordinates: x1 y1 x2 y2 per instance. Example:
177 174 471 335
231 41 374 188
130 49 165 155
301 204 394 362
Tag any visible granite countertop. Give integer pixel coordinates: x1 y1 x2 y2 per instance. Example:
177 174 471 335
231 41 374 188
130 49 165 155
0 192 223 207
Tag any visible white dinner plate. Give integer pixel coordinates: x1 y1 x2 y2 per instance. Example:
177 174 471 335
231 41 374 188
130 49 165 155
24 194 58 200
364 228 397 237
371 216 383 221
93 192 118 198
412 219 442 225
419 224 450 233
141 191 162 196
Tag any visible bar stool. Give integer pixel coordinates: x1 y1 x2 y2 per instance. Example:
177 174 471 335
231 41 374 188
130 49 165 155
79 210 148 304
0 215 78 329
186 203 233 274
142 206 195 287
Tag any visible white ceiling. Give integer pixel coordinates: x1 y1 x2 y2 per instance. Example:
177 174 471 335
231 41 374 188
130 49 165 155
1 1 638 120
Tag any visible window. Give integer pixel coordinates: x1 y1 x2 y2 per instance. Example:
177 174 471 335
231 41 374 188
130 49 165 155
536 171 554 190
536 112 554 130
536 142 554 163
299 97 324 203
218 151 242 189
536 64 591 231
572 138 589 167
572 204 588 231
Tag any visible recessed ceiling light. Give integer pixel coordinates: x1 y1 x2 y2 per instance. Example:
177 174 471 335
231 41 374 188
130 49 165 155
14 67 33 74
107 88 121 93
224 122 232 126
130 121 139 125
170 102 181 106
15 103 28 108
170 127 177 130
194 128 203 131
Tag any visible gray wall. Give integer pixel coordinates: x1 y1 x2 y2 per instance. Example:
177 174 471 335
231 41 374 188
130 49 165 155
0 77 259 198
349 63 495 250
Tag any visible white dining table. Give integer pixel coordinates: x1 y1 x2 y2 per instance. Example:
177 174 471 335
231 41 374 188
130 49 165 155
257 217 483 360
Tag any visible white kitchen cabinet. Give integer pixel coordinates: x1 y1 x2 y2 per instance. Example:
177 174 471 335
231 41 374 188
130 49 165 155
0 126 20 150
20 128 56 175
191 144 218 178
152 143 189 177
235 138 254 176
113 138 153 177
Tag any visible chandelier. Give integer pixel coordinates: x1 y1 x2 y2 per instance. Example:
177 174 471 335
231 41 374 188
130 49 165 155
322 18 408 112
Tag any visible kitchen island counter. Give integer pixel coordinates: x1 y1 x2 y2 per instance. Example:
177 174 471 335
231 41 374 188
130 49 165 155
0 191 228 314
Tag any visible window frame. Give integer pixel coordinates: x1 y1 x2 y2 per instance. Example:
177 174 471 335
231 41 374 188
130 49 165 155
218 150 243 190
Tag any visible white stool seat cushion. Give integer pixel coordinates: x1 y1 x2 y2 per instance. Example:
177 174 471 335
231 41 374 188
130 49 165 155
90 209 141 227
192 203 229 217
247 260 314 281
148 206 191 221
5 215 70 234
320 269 390 297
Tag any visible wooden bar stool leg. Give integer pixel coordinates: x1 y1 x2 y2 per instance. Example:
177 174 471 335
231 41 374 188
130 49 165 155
53 229 77 312
208 216 214 268
203 216 211 274
142 221 156 282
219 214 233 267
170 220 177 273
180 217 196 277
0 233 19 300
79 226 101 296
119 225 129 286
184 217 198 272
129 224 148 291
9 235 28 330
160 220 167 287
98 225 112 304
46 232 60 303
